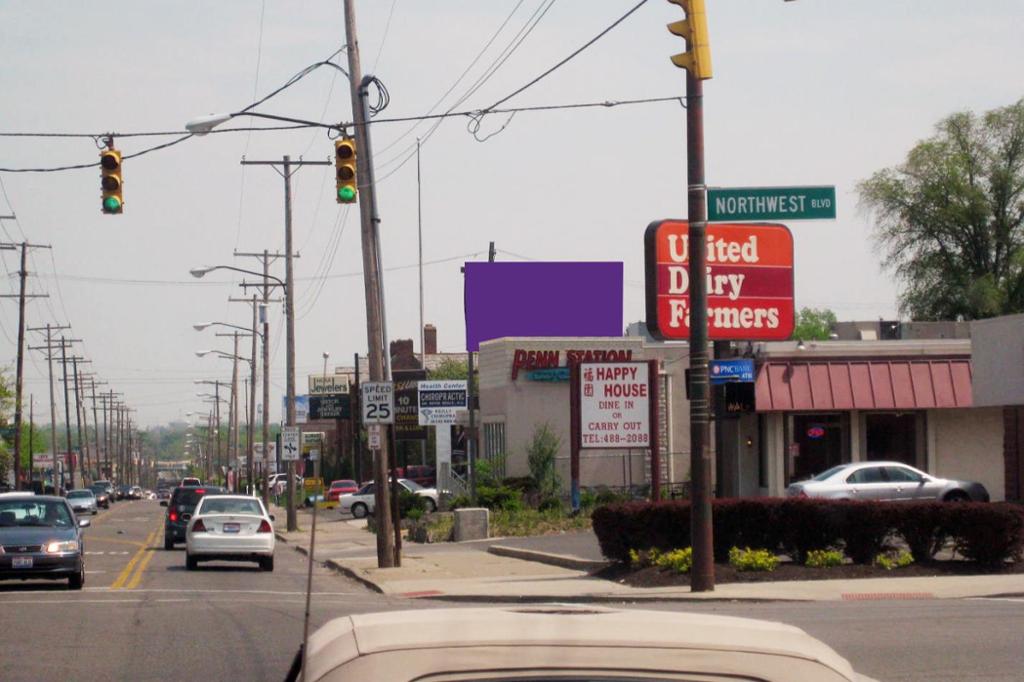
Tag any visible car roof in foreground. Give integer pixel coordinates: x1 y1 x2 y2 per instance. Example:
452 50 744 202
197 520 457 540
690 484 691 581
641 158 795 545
304 606 863 682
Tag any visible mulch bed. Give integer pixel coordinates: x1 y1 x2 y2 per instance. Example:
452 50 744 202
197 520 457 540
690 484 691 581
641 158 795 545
597 559 1024 588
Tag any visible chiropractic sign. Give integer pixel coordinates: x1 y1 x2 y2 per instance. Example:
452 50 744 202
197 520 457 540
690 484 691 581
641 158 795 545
644 221 794 341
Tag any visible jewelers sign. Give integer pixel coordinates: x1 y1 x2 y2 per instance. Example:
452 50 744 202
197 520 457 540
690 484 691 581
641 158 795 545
579 362 650 448
644 221 794 340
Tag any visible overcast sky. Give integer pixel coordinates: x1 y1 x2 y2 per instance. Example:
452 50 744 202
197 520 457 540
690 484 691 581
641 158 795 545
1 1 1021 427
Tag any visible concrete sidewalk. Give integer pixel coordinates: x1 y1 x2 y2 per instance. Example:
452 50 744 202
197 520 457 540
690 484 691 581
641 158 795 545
272 505 1024 603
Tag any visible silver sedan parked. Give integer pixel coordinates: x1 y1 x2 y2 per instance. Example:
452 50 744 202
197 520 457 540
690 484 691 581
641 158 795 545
786 461 989 502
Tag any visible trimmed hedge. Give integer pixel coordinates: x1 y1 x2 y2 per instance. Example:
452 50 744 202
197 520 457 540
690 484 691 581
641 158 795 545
593 498 1024 567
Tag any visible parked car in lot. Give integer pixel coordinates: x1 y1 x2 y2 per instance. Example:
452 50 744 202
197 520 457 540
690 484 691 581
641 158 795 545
338 479 438 518
87 484 111 509
325 479 358 502
395 465 436 488
288 606 878 682
162 486 227 550
0 494 90 590
66 489 98 516
185 495 275 572
786 461 990 502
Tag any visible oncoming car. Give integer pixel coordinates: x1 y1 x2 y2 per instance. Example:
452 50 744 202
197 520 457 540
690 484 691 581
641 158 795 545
786 461 990 502
288 606 879 682
0 495 90 590
185 495 275 571
66 489 98 515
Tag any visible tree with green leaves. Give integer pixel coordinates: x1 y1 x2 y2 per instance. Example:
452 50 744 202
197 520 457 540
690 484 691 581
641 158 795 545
792 307 837 341
858 99 1024 320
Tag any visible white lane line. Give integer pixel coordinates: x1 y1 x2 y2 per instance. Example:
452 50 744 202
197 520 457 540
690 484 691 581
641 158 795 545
966 597 1024 603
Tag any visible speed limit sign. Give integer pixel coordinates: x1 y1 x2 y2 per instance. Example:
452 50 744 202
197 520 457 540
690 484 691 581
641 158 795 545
361 381 394 424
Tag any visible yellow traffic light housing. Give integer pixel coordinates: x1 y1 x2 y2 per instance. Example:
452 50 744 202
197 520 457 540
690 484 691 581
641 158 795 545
335 138 357 204
667 0 713 79
100 148 124 214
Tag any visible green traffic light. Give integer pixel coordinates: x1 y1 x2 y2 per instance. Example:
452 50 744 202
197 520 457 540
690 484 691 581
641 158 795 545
103 196 122 213
338 186 356 202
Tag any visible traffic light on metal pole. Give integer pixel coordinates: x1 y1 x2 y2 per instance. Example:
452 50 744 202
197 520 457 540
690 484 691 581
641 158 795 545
667 0 713 79
335 138 357 204
100 148 124 214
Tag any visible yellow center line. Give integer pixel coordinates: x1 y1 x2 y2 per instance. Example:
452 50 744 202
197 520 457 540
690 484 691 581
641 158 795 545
124 532 160 590
110 527 160 590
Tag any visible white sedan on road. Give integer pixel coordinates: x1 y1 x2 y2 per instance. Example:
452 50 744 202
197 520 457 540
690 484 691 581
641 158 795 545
339 479 438 518
185 494 275 571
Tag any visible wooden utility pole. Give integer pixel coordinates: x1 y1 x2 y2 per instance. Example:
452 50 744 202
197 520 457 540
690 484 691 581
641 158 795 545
234 250 286 505
0 239 49 490
28 324 71 491
237 159 324 532
344 0 395 569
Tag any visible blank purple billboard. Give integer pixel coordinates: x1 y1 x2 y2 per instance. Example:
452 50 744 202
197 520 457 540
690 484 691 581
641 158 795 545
464 262 624 351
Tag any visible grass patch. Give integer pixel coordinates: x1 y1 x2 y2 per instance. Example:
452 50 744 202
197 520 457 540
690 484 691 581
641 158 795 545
490 508 592 537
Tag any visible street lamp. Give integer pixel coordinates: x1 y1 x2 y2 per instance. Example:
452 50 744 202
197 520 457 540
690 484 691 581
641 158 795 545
192 261 291 521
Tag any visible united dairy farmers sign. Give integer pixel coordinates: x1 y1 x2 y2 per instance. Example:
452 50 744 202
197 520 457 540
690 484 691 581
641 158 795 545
644 221 794 341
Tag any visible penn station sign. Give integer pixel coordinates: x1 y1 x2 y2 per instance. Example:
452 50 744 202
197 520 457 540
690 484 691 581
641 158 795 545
511 348 634 380
644 221 794 341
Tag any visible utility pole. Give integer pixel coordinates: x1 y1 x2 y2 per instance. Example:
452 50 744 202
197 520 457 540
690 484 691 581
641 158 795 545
69 358 92 484
59 336 78 487
238 158 325 533
28 396 34 487
0 239 50 490
28 323 71 491
344 0 396 569
234 251 286 505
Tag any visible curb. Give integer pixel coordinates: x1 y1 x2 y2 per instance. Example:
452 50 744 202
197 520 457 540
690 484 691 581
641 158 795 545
487 545 610 573
403 593 804 604
325 559 385 594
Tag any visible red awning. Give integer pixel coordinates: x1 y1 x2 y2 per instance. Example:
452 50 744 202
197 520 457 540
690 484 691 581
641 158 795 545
755 358 973 411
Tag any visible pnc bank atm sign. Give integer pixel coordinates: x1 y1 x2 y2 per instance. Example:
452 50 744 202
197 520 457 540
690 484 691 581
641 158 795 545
644 221 794 341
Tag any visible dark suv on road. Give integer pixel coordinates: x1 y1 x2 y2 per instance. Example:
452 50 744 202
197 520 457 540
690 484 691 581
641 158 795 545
162 486 226 550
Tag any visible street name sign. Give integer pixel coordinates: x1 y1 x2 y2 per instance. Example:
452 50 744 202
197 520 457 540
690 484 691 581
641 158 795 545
709 358 755 384
707 186 836 222
579 362 650 448
361 382 394 424
281 426 301 461
417 380 468 426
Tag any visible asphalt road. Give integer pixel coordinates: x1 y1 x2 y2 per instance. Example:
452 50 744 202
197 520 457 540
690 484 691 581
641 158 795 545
0 498 423 682
3 500 1021 681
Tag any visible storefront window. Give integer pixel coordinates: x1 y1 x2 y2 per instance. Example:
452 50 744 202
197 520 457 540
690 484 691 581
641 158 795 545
865 413 919 465
789 414 847 483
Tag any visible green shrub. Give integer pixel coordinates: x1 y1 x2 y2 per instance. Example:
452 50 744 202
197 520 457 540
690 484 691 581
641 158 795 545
527 422 562 499
875 549 914 571
654 547 693 574
399 490 427 518
477 485 523 511
579 488 598 510
595 488 629 506
406 507 424 522
728 547 779 572
449 494 473 510
805 549 844 568
538 496 562 513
